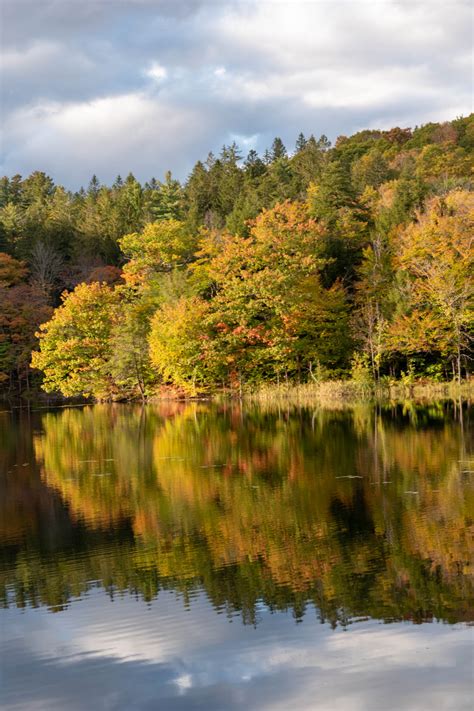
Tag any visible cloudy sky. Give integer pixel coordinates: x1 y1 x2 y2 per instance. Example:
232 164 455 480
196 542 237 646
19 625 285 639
0 0 472 188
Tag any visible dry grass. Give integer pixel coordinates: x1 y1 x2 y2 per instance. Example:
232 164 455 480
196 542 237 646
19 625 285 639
244 379 474 407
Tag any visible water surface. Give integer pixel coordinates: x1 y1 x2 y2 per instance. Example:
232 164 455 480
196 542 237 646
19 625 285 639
1 401 473 709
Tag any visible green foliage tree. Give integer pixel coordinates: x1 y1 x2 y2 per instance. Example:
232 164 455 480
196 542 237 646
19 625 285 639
354 231 395 380
291 135 326 192
295 132 307 153
148 171 183 221
119 220 196 286
310 160 358 222
110 299 158 400
271 137 287 161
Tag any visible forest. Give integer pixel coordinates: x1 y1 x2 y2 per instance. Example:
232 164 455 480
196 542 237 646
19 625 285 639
0 115 473 399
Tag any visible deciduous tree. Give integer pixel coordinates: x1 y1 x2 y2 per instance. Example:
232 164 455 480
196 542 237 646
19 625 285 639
31 282 118 398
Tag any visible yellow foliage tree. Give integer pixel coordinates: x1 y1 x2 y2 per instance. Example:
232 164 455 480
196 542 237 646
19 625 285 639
387 191 474 379
31 282 118 398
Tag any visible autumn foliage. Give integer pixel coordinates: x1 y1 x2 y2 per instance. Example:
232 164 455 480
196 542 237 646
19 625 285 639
0 114 472 398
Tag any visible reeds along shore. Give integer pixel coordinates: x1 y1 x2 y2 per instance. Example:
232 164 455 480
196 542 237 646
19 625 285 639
3 378 473 410
242 379 474 407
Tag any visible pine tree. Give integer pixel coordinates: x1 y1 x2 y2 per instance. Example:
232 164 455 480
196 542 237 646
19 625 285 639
271 137 287 161
295 132 307 153
310 160 357 222
263 148 273 165
87 175 101 200
150 171 183 221
317 134 331 151
244 149 266 179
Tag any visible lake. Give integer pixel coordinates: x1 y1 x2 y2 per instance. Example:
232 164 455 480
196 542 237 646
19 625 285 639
1 401 473 710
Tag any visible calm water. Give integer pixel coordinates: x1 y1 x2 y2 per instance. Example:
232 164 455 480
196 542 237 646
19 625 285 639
1 401 473 710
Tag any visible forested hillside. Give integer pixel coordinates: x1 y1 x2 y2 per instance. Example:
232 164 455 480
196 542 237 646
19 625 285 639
1 115 473 399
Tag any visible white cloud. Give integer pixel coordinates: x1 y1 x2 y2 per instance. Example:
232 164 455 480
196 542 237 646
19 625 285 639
145 62 167 81
1 91 216 185
212 0 471 115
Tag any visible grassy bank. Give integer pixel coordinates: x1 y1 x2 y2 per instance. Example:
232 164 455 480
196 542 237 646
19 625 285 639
243 379 474 406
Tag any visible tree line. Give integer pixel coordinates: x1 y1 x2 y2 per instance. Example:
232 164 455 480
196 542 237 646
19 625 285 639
0 115 473 398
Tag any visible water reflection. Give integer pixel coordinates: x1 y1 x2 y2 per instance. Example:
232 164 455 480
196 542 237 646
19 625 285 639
1 401 472 626
2 591 472 711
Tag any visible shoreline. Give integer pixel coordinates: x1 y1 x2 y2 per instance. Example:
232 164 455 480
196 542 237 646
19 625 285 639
2 379 473 410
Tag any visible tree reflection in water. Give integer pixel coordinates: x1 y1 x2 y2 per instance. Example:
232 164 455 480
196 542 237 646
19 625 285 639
1 401 472 626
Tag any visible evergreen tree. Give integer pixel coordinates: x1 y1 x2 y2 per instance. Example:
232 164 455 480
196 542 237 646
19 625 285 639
291 135 325 189
295 132 307 153
317 134 331 151
310 160 358 222
263 148 273 165
271 137 287 161
150 171 183 221
87 175 101 200
244 149 266 179
217 144 244 218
